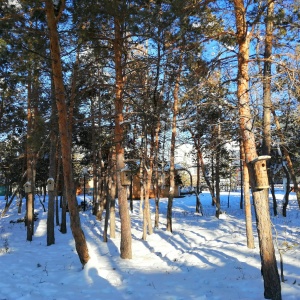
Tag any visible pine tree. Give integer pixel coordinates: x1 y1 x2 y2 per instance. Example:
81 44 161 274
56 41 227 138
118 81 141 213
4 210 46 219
44 0 90 267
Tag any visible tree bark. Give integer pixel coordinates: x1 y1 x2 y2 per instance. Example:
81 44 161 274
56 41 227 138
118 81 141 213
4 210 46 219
189 130 217 207
47 80 57 246
282 161 290 217
167 52 182 233
233 1 281 298
113 16 132 259
45 0 90 267
262 0 274 157
215 122 221 218
262 0 278 217
241 140 255 249
47 130 56 246
109 150 117 239
26 70 34 242
271 107 300 209
55 147 61 226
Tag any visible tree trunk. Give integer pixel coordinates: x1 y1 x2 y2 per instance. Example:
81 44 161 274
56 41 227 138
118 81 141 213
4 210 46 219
139 137 145 215
55 148 61 226
215 123 221 218
91 103 97 215
142 128 156 239
271 107 300 209
262 0 277 217
167 52 182 232
241 140 255 249
26 71 34 242
262 0 274 157
153 130 161 225
60 192 67 234
155 124 167 228
233 1 281 298
282 162 290 217
270 175 278 216
142 162 153 240
1 171 26 217
47 80 57 246
189 130 217 207
109 150 117 239
47 131 56 246
113 16 132 259
45 0 90 267
103 174 111 243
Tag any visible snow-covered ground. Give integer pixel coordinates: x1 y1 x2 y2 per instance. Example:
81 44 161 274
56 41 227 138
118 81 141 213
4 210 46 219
0 189 299 299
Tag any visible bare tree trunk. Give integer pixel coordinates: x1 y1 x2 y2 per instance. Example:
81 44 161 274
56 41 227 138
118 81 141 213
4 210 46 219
109 150 117 239
233 1 281 298
47 130 56 246
142 128 156 239
103 170 111 243
262 0 277 217
113 16 132 259
155 124 166 228
55 147 61 226
1 171 26 217
139 136 145 215
47 80 57 246
215 123 221 218
262 0 274 157
271 107 300 209
241 141 255 249
167 53 182 232
142 159 153 240
282 161 290 217
26 71 34 242
91 98 97 214
239 141 244 209
45 0 90 267
95 150 104 221
189 130 217 207
60 192 67 234
269 175 278 216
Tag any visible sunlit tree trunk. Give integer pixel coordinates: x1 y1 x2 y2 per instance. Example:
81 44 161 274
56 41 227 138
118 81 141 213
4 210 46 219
45 0 90 267
142 132 154 240
113 16 132 259
233 1 281 298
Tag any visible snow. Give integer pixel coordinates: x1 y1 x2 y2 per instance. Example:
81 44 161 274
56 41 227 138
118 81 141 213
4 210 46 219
0 189 300 299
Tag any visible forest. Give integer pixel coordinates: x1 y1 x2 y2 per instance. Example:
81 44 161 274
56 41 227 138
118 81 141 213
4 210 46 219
0 1 300 299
